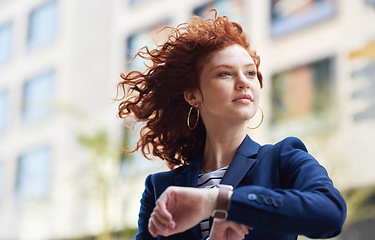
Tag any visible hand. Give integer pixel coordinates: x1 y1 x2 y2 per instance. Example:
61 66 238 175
209 219 251 240
148 186 218 237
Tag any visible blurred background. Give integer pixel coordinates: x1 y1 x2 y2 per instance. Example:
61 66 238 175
0 0 374 239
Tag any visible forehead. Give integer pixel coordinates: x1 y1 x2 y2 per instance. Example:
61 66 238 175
206 44 255 66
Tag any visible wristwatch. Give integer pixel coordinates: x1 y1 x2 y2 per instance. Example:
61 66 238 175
212 184 233 220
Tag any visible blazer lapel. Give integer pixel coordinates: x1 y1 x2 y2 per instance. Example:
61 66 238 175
175 135 260 188
210 136 261 233
220 135 260 188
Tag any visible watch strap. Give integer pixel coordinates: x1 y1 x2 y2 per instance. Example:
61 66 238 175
212 184 233 219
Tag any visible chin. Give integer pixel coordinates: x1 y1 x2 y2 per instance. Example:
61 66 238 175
241 111 256 120
237 114 254 121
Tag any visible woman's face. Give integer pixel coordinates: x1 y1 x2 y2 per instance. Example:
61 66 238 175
195 44 261 127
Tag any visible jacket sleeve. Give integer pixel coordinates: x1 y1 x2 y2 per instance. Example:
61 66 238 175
135 174 157 240
227 137 347 239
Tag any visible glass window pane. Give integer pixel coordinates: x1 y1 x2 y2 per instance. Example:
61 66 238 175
271 58 333 125
367 0 375 7
193 0 247 26
0 90 8 132
127 31 151 71
127 23 169 71
22 70 54 123
270 0 336 37
17 146 50 200
128 0 148 5
0 22 12 65
28 0 58 49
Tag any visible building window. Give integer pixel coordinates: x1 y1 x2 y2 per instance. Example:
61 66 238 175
271 58 333 133
351 59 375 122
127 30 150 71
193 0 247 26
367 0 375 7
22 70 54 123
0 90 8 133
16 146 50 200
270 0 336 37
127 22 169 71
0 22 12 66
28 0 58 49
128 0 149 5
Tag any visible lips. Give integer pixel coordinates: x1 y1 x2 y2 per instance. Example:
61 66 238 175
232 93 253 102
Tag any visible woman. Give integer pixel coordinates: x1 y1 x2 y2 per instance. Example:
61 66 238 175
117 12 346 240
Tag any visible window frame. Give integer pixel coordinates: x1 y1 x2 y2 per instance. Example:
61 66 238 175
22 70 55 124
16 146 51 201
0 22 13 66
270 0 337 38
0 90 9 133
27 0 58 49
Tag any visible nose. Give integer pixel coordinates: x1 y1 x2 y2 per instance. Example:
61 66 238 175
235 74 250 90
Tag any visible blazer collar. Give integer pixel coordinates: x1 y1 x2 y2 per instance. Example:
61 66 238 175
220 135 260 188
174 135 260 188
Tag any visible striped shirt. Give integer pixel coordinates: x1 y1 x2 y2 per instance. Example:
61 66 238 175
197 165 229 239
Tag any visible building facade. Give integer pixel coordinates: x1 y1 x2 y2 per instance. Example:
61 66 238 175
0 0 374 239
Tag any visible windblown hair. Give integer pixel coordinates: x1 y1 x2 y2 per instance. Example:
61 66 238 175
117 12 263 169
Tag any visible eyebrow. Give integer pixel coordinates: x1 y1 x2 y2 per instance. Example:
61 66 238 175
213 63 256 69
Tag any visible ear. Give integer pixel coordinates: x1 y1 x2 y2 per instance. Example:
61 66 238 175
184 89 202 107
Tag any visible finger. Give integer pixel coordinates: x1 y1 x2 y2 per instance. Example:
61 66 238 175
148 217 157 237
149 212 170 236
149 213 175 237
153 205 174 227
226 221 248 238
156 198 175 227
156 192 176 228
228 228 245 240
212 219 245 238
240 224 250 235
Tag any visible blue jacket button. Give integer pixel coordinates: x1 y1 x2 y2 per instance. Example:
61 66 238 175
247 193 257 201
273 198 283 207
265 197 273 205
256 194 265 204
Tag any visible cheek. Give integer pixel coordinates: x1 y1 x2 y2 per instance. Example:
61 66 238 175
252 84 261 102
204 89 224 106
203 82 231 100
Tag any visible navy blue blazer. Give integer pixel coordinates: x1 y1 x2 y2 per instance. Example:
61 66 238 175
136 136 346 240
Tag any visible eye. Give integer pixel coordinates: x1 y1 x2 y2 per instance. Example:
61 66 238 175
218 71 231 77
246 70 257 77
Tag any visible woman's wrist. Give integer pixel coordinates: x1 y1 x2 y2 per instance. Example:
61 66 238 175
207 188 219 217
205 187 220 217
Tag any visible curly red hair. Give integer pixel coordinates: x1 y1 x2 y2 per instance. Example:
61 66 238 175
117 13 263 169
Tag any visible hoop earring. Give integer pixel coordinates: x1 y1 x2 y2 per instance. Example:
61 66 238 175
187 106 199 130
247 106 264 130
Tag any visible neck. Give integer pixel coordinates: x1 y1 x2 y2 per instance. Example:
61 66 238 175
201 121 247 173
